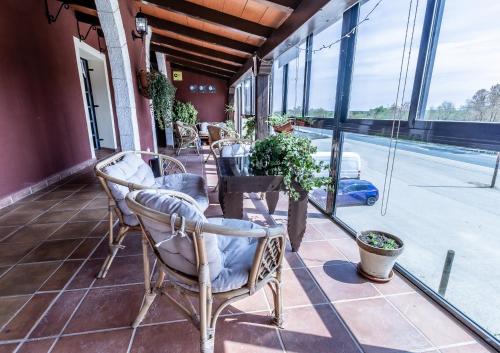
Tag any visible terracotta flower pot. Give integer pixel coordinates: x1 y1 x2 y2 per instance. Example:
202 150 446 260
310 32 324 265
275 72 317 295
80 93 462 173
273 121 294 133
356 230 404 281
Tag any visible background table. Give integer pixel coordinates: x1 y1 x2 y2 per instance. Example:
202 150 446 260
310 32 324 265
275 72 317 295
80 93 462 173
216 156 308 251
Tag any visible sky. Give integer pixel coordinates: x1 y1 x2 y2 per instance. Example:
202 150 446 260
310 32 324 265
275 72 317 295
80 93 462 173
284 0 500 112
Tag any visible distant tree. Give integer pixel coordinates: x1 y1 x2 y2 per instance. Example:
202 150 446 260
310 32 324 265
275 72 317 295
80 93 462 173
467 89 489 121
435 101 456 120
488 84 500 122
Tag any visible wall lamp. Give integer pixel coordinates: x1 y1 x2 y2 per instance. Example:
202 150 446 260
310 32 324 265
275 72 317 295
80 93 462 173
132 9 148 41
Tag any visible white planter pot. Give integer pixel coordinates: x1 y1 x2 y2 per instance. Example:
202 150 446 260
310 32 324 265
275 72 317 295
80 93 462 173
357 231 404 280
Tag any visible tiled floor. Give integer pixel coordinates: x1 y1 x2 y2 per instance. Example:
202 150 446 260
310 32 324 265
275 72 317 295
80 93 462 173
0 148 495 353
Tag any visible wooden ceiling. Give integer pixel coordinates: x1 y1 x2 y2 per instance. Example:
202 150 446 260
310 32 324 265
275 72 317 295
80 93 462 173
139 0 299 80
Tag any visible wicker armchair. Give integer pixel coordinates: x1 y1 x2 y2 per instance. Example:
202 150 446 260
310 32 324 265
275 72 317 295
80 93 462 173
126 189 285 353
94 151 208 278
174 121 200 156
205 125 240 163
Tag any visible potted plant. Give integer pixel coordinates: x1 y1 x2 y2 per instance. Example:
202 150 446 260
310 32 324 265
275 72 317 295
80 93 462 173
356 231 404 282
225 104 235 121
173 101 198 125
249 134 331 200
243 116 256 140
268 114 293 133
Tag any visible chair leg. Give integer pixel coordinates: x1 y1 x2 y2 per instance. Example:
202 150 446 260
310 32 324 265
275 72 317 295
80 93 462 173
199 274 214 353
97 211 128 278
204 150 212 164
272 271 284 329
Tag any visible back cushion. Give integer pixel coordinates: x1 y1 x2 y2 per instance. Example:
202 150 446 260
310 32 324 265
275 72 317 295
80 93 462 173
136 190 223 281
220 144 251 158
102 154 156 223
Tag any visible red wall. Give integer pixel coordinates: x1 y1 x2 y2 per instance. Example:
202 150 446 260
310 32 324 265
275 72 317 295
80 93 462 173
171 69 228 122
0 1 102 198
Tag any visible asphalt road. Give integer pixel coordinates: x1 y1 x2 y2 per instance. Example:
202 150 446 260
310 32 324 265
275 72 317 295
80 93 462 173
306 131 500 338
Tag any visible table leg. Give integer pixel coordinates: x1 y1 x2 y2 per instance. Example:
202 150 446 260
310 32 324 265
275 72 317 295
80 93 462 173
265 192 279 214
287 190 308 252
222 192 244 219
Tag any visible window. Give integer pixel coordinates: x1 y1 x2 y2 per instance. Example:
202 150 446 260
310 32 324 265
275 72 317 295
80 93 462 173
423 0 500 122
272 61 284 114
242 76 253 115
348 0 425 120
308 21 342 118
286 48 305 116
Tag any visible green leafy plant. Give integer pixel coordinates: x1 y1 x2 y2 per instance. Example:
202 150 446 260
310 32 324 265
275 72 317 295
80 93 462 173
173 101 198 125
360 232 400 250
224 120 235 132
243 116 256 140
147 71 176 130
267 114 290 127
250 134 332 200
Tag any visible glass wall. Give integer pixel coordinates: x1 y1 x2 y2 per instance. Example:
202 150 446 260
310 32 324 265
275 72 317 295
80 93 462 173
348 0 425 120
270 0 500 343
422 0 500 122
242 76 253 115
272 61 284 114
285 48 305 116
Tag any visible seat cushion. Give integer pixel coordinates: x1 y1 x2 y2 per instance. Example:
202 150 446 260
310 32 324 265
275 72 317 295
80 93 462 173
155 173 209 211
220 144 251 158
136 191 260 293
135 190 218 279
103 153 156 226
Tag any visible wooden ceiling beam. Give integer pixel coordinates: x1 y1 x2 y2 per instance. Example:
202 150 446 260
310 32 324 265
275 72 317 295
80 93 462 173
166 56 233 78
145 15 258 54
170 64 229 81
151 44 239 73
58 0 96 10
252 0 300 13
74 11 100 27
144 0 273 38
151 34 247 65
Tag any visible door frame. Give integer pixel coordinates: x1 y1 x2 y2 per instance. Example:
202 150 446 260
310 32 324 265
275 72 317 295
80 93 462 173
73 37 117 159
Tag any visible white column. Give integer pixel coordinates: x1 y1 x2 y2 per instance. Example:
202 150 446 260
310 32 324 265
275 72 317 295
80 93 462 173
95 0 141 151
145 26 158 152
155 52 168 75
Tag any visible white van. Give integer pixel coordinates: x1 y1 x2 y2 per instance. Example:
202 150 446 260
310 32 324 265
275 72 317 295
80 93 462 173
313 151 361 179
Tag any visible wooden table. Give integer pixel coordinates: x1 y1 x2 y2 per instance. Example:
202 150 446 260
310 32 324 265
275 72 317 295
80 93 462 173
216 156 308 251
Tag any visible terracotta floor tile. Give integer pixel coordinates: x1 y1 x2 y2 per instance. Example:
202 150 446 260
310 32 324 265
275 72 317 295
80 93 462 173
0 262 60 296
298 240 346 268
70 191 101 200
21 239 83 263
51 199 91 211
0 242 38 266
220 289 270 316
69 238 102 260
95 255 153 287
131 321 199 353
0 293 56 340
66 259 101 289
40 260 83 291
283 247 304 269
31 290 87 338
373 273 416 295
49 221 99 240
84 198 108 209
70 209 107 222
335 297 432 353
51 329 132 353
140 293 187 325
0 343 18 353
439 343 497 353
329 238 361 263
309 262 379 301
91 232 143 259
35 191 74 201
280 304 360 353
0 226 17 240
312 221 351 240
266 268 327 308
17 338 55 353
0 210 43 226
32 210 76 224
2 223 61 243
65 285 143 333
0 295 31 328
388 292 474 347
87 221 109 238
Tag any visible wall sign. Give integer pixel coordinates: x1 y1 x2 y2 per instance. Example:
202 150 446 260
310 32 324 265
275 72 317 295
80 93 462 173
172 71 183 81
189 84 198 93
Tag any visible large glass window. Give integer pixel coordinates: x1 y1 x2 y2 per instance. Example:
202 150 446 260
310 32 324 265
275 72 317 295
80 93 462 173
242 76 253 115
272 61 284 115
348 0 425 120
423 0 500 122
308 21 342 118
286 48 305 116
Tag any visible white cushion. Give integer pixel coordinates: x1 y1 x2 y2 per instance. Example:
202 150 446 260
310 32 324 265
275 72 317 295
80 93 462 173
103 154 156 226
200 122 209 132
136 191 260 293
155 174 209 211
220 144 251 158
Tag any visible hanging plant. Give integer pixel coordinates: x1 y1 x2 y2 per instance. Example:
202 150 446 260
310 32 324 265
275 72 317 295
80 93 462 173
243 116 256 140
250 134 332 200
138 70 176 130
173 101 198 125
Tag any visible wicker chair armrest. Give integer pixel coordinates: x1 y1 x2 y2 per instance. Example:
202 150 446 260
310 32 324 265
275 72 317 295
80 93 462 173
247 232 286 290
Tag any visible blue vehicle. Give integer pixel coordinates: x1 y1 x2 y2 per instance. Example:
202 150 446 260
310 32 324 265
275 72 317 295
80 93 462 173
337 179 379 206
